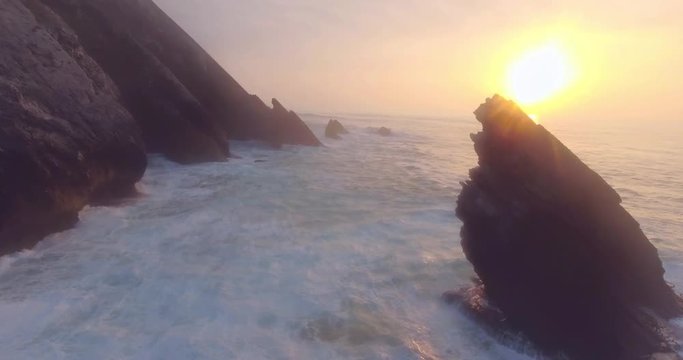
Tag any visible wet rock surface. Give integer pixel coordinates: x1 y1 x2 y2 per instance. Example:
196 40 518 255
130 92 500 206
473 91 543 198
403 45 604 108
454 95 683 360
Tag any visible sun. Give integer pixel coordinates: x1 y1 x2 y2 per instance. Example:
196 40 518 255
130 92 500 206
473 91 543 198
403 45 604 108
506 42 574 106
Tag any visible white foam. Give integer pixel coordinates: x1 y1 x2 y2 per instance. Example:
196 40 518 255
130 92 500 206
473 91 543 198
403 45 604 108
0 115 680 359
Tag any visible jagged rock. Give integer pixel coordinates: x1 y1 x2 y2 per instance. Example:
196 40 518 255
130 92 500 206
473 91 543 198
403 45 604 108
269 98 321 146
40 0 320 159
325 119 348 139
453 95 683 360
0 0 146 254
377 127 391 136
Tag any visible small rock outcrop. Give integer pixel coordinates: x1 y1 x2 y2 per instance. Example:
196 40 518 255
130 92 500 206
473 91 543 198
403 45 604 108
325 119 348 139
269 98 321 146
377 127 391 136
453 95 683 359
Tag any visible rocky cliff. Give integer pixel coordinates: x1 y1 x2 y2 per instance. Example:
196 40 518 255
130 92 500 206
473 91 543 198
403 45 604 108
454 95 683 359
0 0 147 254
41 0 321 159
0 0 320 254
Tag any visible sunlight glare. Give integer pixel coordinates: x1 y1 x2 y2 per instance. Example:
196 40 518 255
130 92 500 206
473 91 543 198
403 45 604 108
506 42 574 106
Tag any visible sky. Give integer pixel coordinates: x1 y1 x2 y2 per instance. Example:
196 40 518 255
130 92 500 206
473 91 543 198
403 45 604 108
154 0 683 124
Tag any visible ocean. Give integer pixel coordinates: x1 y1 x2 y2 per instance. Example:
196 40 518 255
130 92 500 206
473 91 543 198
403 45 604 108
0 113 681 359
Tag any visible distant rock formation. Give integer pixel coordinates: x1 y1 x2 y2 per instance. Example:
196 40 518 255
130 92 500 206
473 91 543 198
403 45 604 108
269 99 321 146
377 127 391 136
0 0 320 254
453 95 683 359
325 119 348 139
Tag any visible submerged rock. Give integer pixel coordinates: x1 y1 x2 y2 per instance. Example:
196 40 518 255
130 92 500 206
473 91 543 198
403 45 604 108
325 119 348 139
454 95 683 359
377 127 391 136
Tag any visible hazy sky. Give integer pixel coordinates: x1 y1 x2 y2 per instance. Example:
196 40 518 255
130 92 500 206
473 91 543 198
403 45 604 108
154 0 682 123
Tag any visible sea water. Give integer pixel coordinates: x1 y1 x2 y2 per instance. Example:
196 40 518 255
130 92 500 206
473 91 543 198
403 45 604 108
0 114 681 359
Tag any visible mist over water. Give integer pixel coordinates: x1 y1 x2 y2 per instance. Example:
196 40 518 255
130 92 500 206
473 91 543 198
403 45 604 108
0 114 681 359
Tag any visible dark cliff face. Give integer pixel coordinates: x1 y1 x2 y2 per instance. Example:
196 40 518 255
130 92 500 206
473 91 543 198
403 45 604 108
0 0 320 254
0 0 147 254
455 95 683 359
41 0 320 152
38 0 229 163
